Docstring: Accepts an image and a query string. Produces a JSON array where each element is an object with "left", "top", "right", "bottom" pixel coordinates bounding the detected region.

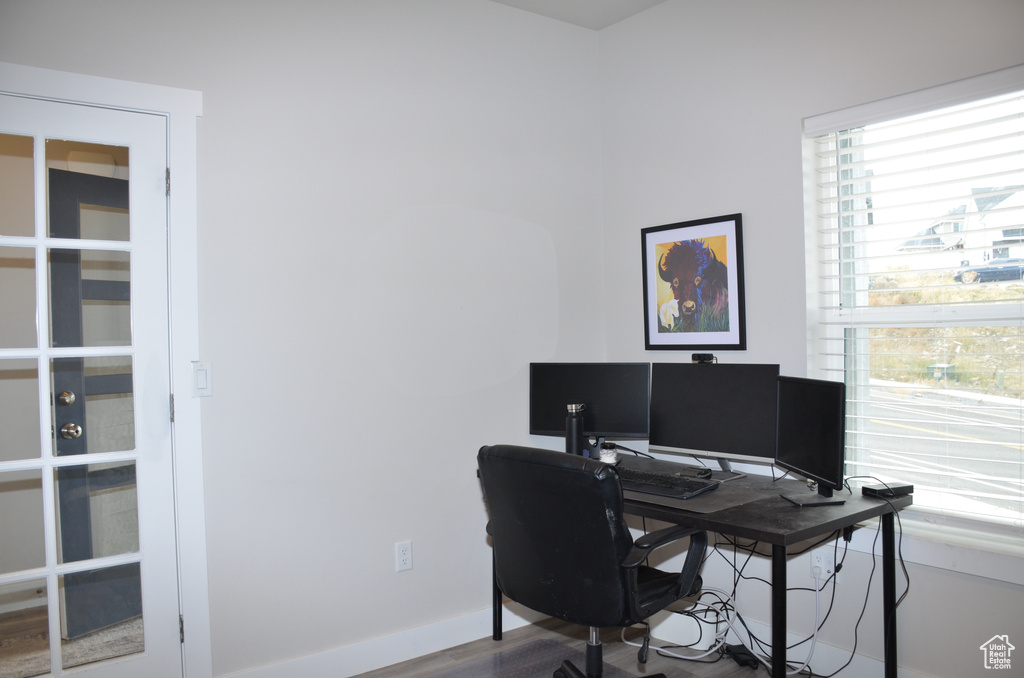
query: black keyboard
[{"left": 615, "top": 466, "right": 719, "bottom": 499}]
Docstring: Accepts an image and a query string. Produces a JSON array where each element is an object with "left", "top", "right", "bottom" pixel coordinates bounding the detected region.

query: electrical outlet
[
  {"left": 810, "top": 549, "right": 835, "bottom": 580},
  {"left": 395, "top": 540, "right": 413, "bottom": 572}
]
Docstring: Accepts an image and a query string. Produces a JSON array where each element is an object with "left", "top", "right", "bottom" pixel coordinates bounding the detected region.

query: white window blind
[{"left": 806, "top": 71, "right": 1024, "bottom": 536}]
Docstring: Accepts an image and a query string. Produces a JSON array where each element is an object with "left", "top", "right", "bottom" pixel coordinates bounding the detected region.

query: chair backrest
[{"left": 477, "top": 444, "right": 635, "bottom": 628}]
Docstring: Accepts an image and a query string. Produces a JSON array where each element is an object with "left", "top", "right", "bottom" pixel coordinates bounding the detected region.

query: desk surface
[{"left": 618, "top": 456, "right": 912, "bottom": 545}]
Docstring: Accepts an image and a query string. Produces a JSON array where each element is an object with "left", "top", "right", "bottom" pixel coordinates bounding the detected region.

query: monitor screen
[
  {"left": 529, "top": 362, "right": 650, "bottom": 439},
  {"left": 775, "top": 376, "right": 846, "bottom": 496},
  {"left": 648, "top": 362, "right": 780, "bottom": 464}
]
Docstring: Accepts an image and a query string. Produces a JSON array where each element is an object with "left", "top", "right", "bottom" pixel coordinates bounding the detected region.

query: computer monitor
[
  {"left": 648, "top": 362, "right": 780, "bottom": 470},
  {"left": 775, "top": 375, "right": 847, "bottom": 504},
  {"left": 529, "top": 362, "right": 651, "bottom": 455}
]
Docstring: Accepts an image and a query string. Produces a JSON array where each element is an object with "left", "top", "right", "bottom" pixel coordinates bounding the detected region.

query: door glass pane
[
  {"left": 84, "top": 356, "right": 135, "bottom": 455},
  {"left": 80, "top": 203, "right": 130, "bottom": 242},
  {"left": 59, "top": 563, "right": 144, "bottom": 668},
  {"left": 0, "top": 359, "right": 41, "bottom": 462},
  {"left": 45, "top": 139, "right": 130, "bottom": 241},
  {"left": 87, "top": 461, "right": 140, "bottom": 559},
  {"left": 48, "top": 248, "right": 131, "bottom": 348},
  {"left": 0, "top": 578, "right": 49, "bottom": 678},
  {"left": 0, "top": 133, "right": 34, "bottom": 238},
  {"left": 54, "top": 461, "right": 139, "bottom": 564},
  {"left": 0, "top": 471, "right": 45, "bottom": 574},
  {"left": 81, "top": 249, "right": 131, "bottom": 345},
  {"left": 0, "top": 246, "right": 37, "bottom": 349}
]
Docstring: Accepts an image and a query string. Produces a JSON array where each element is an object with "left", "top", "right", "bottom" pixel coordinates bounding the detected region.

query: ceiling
[{"left": 489, "top": 0, "right": 669, "bottom": 30}]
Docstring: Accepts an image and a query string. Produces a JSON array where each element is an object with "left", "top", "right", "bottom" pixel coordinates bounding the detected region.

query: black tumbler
[{"left": 566, "top": 403, "right": 586, "bottom": 455}]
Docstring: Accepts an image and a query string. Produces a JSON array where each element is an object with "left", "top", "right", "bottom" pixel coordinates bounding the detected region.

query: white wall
[
  {"left": 2, "top": 1, "right": 1022, "bottom": 677},
  {"left": 597, "top": 1, "right": 1024, "bottom": 677},
  {"left": 0, "top": 1, "right": 603, "bottom": 675}
]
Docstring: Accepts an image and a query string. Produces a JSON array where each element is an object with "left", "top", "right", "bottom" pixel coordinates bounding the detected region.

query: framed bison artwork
[{"left": 641, "top": 213, "right": 747, "bottom": 350}]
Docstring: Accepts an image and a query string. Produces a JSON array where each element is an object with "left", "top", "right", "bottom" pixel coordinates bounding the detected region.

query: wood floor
[
  {"left": 0, "top": 606, "right": 48, "bottom": 639},
  {"left": 350, "top": 618, "right": 750, "bottom": 678}
]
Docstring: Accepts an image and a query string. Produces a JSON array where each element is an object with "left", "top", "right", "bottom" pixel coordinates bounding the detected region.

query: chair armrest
[
  {"left": 625, "top": 527, "right": 709, "bottom": 600},
  {"left": 622, "top": 525, "right": 704, "bottom": 568}
]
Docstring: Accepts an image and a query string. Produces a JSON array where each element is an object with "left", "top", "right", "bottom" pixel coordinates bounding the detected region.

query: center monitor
[{"left": 648, "top": 362, "right": 780, "bottom": 470}]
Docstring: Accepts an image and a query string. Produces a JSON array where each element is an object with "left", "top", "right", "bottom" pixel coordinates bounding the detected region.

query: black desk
[{"left": 491, "top": 466, "right": 911, "bottom": 678}]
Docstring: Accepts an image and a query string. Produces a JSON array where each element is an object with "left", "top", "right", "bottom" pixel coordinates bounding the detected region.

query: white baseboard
[
  {"left": 0, "top": 581, "right": 46, "bottom": 616},
  {"left": 221, "top": 603, "right": 542, "bottom": 678}
]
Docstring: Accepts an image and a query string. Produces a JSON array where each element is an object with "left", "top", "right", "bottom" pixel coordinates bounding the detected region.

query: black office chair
[{"left": 477, "top": 444, "right": 708, "bottom": 678}]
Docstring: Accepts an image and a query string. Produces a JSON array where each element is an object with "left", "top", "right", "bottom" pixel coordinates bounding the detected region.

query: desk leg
[
  {"left": 882, "top": 512, "right": 897, "bottom": 678},
  {"left": 772, "top": 544, "right": 786, "bottom": 677},
  {"left": 492, "top": 551, "right": 502, "bottom": 641}
]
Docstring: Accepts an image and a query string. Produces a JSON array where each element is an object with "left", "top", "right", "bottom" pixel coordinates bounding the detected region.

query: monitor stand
[
  {"left": 780, "top": 490, "right": 846, "bottom": 507},
  {"left": 710, "top": 457, "right": 748, "bottom": 482}
]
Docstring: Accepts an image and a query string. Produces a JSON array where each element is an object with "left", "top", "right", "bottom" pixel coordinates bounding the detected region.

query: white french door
[{"left": 0, "top": 93, "right": 182, "bottom": 677}]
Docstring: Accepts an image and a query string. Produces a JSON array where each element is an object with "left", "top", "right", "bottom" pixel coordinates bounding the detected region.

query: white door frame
[{"left": 0, "top": 61, "right": 212, "bottom": 678}]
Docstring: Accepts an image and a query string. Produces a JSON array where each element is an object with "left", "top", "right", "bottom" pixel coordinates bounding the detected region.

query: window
[{"left": 805, "top": 66, "right": 1024, "bottom": 537}]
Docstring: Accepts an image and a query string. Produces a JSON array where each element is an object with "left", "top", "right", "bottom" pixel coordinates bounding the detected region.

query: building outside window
[{"left": 804, "top": 67, "right": 1023, "bottom": 539}]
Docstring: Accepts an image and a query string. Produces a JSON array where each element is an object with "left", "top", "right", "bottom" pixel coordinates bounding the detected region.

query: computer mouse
[{"left": 697, "top": 468, "right": 713, "bottom": 480}]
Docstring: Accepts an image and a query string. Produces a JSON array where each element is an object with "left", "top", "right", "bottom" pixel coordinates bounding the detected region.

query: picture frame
[{"left": 641, "top": 213, "right": 746, "bottom": 350}]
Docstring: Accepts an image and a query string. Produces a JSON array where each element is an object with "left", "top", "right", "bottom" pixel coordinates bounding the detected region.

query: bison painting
[{"left": 658, "top": 239, "right": 729, "bottom": 333}]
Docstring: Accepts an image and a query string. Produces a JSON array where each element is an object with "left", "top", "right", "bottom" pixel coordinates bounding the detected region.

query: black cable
[
  {"left": 843, "top": 475, "right": 912, "bottom": 609},
  {"left": 879, "top": 496, "right": 910, "bottom": 666},
  {"left": 709, "top": 530, "right": 856, "bottom": 677},
  {"left": 789, "top": 540, "right": 842, "bottom": 647},
  {"left": 623, "top": 520, "right": 738, "bottom": 667},
  {"left": 724, "top": 537, "right": 777, "bottom": 662},
  {"left": 612, "top": 443, "right": 653, "bottom": 458},
  {"left": 661, "top": 502, "right": 904, "bottom": 677},
  {"left": 715, "top": 530, "right": 841, "bottom": 558},
  {"left": 807, "top": 516, "right": 883, "bottom": 678},
  {"left": 773, "top": 468, "right": 794, "bottom": 483},
  {"left": 802, "top": 488, "right": 908, "bottom": 678},
  {"left": 630, "top": 588, "right": 736, "bottom": 666}
]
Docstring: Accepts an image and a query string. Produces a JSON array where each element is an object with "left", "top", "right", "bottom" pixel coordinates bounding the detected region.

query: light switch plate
[{"left": 191, "top": 361, "right": 213, "bottom": 397}]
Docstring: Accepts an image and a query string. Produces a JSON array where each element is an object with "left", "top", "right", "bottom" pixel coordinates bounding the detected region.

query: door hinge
[
  {"left": 166, "top": 168, "right": 171, "bottom": 197},
  {"left": 179, "top": 614, "right": 185, "bottom": 643},
  {"left": 169, "top": 393, "right": 175, "bottom": 423}
]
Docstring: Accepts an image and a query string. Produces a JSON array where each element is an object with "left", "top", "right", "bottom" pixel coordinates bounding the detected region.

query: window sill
[{"left": 848, "top": 506, "right": 1024, "bottom": 586}]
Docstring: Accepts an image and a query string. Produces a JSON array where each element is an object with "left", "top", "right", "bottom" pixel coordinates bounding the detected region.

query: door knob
[
  {"left": 58, "top": 390, "right": 76, "bottom": 406},
  {"left": 60, "top": 423, "right": 83, "bottom": 439}
]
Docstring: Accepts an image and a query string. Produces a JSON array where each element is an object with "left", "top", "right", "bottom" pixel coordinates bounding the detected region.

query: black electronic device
[
  {"left": 726, "top": 644, "right": 760, "bottom": 669},
  {"left": 862, "top": 483, "right": 913, "bottom": 498},
  {"left": 529, "top": 362, "right": 650, "bottom": 456},
  {"left": 648, "top": 362, "right": 780, "bottom": 471},
  {"left": 775, "top": 375, "right": 847, "bottom": 507}
]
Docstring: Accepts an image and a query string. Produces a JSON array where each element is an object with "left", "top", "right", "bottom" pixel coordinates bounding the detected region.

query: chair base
[
  {"left": 551, "top": 626, "right": 668, "bottom": 678},
  {"left": 553, "top": 659, "right": 585, "bottom": 678},
  {"left": 553, "top": 659, "right": 667, "bottom": 678}
]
